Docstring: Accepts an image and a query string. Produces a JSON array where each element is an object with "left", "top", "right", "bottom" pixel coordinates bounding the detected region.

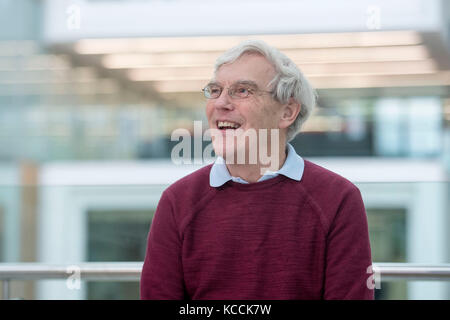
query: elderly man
[{"left": 140, "top": 40, "right": 374, "bottom": 300}]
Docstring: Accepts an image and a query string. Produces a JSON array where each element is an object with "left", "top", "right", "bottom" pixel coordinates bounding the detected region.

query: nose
[{"left": 213, "top": 89, "right": 234, "bottom": 111}]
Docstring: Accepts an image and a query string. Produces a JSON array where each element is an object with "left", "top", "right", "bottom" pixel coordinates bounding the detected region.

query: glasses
[{"left": 202, "top": 83, "right": 273, "bottom": 99}]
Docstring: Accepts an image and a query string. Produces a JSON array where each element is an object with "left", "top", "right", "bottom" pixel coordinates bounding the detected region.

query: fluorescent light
[
  {"left": 128, "top": 66, "right": 213, "bottom": 81},
  {"left": 74, "top": 31, "right": 422, "bottom": 54},
  {"left": 152, "top": 80, "right": 208, "bottom": 93},
  {"left": 101, "top": 45, "right": 429, "bottom": 69},
  {"left": 262, "top": 31, "right": 422, "bottom": 48},
  {"left": 102, "top": 53, "right": 218, "bottom": 68},
  {"left": 68, "top": 31, "right": 450, "bottom": 92},
  {"left": 284, "top": 45, "right": 429, "bottom": 63},
  {"left": 299, "top": 59, "right": 437, "bottom": 76},
  {"left": 125, "top": 60, "right": 436, "bottom": 82}
]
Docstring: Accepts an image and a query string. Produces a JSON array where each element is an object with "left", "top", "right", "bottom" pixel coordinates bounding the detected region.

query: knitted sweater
[{"left": 140, "top": 160, "right": 374, "bottom": 300}]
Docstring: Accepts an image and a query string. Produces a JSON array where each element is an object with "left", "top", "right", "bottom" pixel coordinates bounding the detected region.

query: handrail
[
  {"left": 0, "top": 262, "right": 141, "bottom": 281},
  {"left": 372, "top": 263, "right": 450, "bottom": 280},
  {"left": 2, "top": 262, "right": 450, "bottom": 281},
  {"left": 1, "top": 262, "right": 450, "bottom": 299}
]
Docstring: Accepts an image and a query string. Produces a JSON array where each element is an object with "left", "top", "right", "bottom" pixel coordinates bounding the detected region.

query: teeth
[{"left": 218, "top": 121, "right": 240, "bottom": 129}]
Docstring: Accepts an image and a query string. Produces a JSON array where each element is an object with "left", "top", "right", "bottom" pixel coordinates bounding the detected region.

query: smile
[{"left": 217, "top": 121, "right": 241, "bottom": 130}]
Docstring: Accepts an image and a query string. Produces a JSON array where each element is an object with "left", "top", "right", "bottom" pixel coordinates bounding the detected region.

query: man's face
[{"left": 205, "top": 53, "right": 284, "bottom": 160}]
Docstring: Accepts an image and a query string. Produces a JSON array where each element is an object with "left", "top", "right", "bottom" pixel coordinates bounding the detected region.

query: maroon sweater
[{"left": 140, "top": 160, "right": 374, "bottom": 300}]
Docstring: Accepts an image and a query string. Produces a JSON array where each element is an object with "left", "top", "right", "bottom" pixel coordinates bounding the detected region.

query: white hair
[{"left": 214, "top": 39, "right": 317, "bottom": 142}]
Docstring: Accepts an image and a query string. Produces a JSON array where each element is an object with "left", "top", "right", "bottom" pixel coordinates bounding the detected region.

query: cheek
[
  {"left": 205, "top": 104, "right": 214, "bottom": 120},
  {"left": 251, "top": 105, "right": 278, "bottom": 127},
  {"left": 263, "top": 104, "right": 282, "bottom": 126}
]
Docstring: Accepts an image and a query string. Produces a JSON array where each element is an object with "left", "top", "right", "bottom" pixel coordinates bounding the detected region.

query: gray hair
[{"left": 214, "top": 39, "right": 317, "bottom": 142}]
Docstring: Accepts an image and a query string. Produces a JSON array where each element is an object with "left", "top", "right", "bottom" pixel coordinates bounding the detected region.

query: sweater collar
[{"left": 209, "top": 143, "right": 304, "bottom": 187}]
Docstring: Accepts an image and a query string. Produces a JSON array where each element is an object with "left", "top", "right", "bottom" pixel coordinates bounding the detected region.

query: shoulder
[
  {"left": 299, "top": 159, "right": 364, "bottom": 232},
  {"left": 301, "top": 159, "right": 359, "bottom": 194},
  {"left": 157, "top": 164, "right": 216, "bottom": 230},
  {"left": 166, "top": 163, "right": 212, "bottom": 191},
  {"left": 163, "top": 163, "right": 215, "bottom": 204}
]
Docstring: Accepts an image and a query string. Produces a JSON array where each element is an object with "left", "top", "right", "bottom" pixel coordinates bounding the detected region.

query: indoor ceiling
[
  {"left": 67, "top": 31, "right": 450, "bottom": 93},
  {"left": 1, "top": 31, "right": 449, "bottom": 103}
]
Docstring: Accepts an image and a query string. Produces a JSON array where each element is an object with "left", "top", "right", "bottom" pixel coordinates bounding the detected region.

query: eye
[
  {"left": 235, "top": 86, "right": 250, "bottom": 96},
  {"left": 210, "top": 87, "right": 221, "bottom": 94},
  {"left": 207, "top": 85, "right": 221, "bottom": 97}
]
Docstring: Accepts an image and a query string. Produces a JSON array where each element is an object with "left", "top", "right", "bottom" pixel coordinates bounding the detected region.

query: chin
[
  {"left": 212, "top": 141, "right": 233, "bottom": 159},
  {"left": 213, "top": 140, "right": 251, "bottom": 165}
]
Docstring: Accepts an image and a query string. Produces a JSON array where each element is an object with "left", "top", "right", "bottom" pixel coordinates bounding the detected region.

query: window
[
  {"left": 367, "top": 208, "right": 407, "bottom": 300},
  {"left": 0, "top": 206, "right": 3, "bottom": 261},
  {"left": 86, "top": 209, "right": 153, "bottom": 299}
]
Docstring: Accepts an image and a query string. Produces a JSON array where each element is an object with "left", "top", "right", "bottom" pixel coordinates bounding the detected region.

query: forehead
[{"left": 214, "top": 53, "right": 276, "bottom": 87}]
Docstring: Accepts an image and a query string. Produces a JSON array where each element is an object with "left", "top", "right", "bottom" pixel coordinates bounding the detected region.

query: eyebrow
[{"left": 206, "top": 80, "right": 259, "bottom": 88}]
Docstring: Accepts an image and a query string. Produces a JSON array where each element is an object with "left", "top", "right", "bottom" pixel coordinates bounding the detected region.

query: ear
[{"left": 278, "top": 98, "right": 301, "bottom": 129}]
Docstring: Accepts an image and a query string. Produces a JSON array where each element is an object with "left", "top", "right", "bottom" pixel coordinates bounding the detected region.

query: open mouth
[{"left": 217, "top": 120, "right": 241, "bottom": 130}]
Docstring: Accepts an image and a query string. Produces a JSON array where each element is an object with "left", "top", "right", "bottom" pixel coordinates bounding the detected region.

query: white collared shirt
[{"left": 209, "top": 143, "right": 304, "bottom": 187}]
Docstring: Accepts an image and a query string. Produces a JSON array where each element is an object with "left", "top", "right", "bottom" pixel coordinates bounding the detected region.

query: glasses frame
[{"left": 202, "top": 82, "right": 274, "bottom": 100}]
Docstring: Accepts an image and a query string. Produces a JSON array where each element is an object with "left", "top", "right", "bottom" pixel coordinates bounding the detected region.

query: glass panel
[
  {"left": 86, "top": 209, "right": 153, "bottom": 299},
  {"left": 0, "top": 206, "right": 3, "bottom": 261},
  {"left": 367, "top": 208, "right": 407, "bottom": 300}
]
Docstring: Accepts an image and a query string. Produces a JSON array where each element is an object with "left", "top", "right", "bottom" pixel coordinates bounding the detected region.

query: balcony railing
[{"left": 1, "top": 262, "right": 450, "bottom": 300}]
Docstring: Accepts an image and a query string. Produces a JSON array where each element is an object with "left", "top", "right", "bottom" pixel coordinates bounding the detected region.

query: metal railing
[
  {"left": 1, "top": 262, "right": 450, "bottom": 300},
  {"left": 0, "top": 262, "right": 141, "bottom": 300}
]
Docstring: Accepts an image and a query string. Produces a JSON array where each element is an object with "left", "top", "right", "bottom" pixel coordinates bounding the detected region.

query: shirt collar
[{"left": 209, "top": 143, "right": 304, "bottom": 187}]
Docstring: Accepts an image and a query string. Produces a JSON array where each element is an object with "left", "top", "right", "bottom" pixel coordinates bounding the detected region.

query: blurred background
[{"left": 0, "top": 0, "right": 449, "bottom": 300}]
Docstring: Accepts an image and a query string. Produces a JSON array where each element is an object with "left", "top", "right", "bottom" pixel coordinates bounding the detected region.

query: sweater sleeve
[
  {"left": 140, "top": 190, "right": 186, "bottom": 299},
  {"left": 323, "top": 185, "right": 374, "bottom": 300}
]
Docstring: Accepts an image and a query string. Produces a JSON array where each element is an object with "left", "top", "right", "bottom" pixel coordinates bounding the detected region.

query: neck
[{"left": 226, "top": 143, "right": 288, "bottom": 183}]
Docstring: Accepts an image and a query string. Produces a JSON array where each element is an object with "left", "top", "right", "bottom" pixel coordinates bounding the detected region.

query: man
[{"left": 140, "top": 40, "right": 374, "bottom": 300}]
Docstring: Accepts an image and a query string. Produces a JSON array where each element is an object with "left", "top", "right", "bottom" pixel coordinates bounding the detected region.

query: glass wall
[
  {"left": 0, "top": 207, "right": 4, "bottom": 261},
  {"left": 86, "top": 209, "right": 153, "bottom": 300},
  {"left": 0, "top": 0, "right": 449, "bottom": 300},
  {"left": 367, "top": 208, "right": 407, "bottom": 300}
]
